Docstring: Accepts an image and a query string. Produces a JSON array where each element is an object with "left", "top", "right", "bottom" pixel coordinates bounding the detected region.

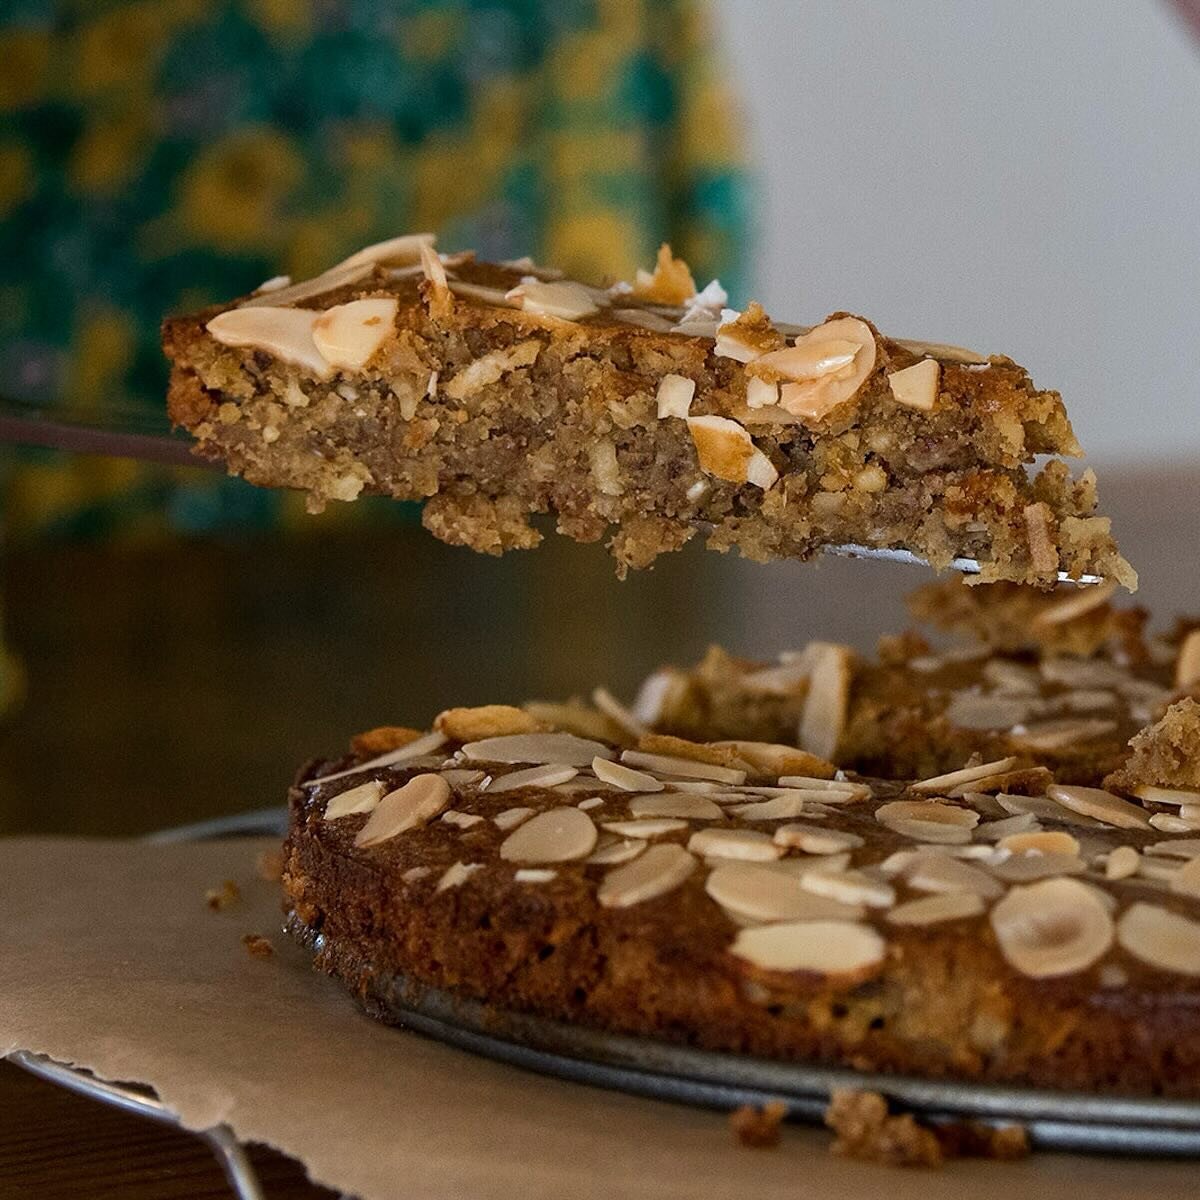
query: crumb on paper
[
  {"left": 729, "top": 1100, "right": 788, "bottom": 1148},
  {"left": 824, "top": 1089, "right": 1029, "bottom": 1169},
  {"left": 255, "top": 848, "right": 285, "bottom": 882},
  {"left": 205, "top": 879, "right": 240, "bottom": 911},
  {"left": 241, "top": 933, "right": 275, "bottom": 959}
]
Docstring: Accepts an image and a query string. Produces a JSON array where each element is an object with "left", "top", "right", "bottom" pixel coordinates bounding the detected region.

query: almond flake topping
[
  {"left": 892, "top": 337, "right": 987, "bottom": 364},
  {"left": 1105, "top": 845, "right": 1140, "bottom": 880},
  {"left": 324, "top": 779, "right": 384, "bottom": 821},
  {"left": 337, "top": 232, "right": 436, "bottom": 271},
  {"left": 1116, "top": 903, "right": 1200, "bottom": 976},
  {"left": 875, "top": 800, "right": 979, "bottom": 844},
  {"left": 685, "top": 415, "right": 778, "bottom": 490},
  {"left": 1149, "top": 813, "right": 1200, "bottom": 834},
  {"left": 1177, "top": 630, "right": 1200, "bottom": 689},
  {"left": 585, "top": 837, "right": 646, "bottom": 866},
  {"left": 598, "top": 843, "right": 696, "bottom": 908},
  {"left": 887, "top": 358, "right": 940, "bottom": 411},
  {"left": 998, "top": 831, "right": 1081, "bottom": 857},
  {"left": 499, "top": 807, "right": 597, "bottom": 864},
  {"left": 441, "top": 810, "right": 484, "bottom": 829},
  {"left": 308, "top": 730, "right": 449, "bottom": 787},
  {"left": 912, "top": 758, "right": 1019, "bottom": 794},
  {"left": 1134, "top": 786, "right": 1200, "bottom": 807},
  {"left": 1146, "top": 839, "right": 1200, "bottom": 860},
  {"left": 436, "top": 705, "right": 543, "bottom": 741},
  {"left": 727, "top": 793, "right": 820, "bottom": 821},
  {"left": 601, "top": 818, "right": 689, "bottom": 839},
  {"left": 990, "top": 877, "right": 1113, "bottom": 978},
  {"left": 238, "top": 260, "right": 374, "bottom": 310},
  {"left": 629, "top": 793, "right": 723, "bottom": 821},
  {"left": 771, "top": 823, "right": 863, "bottom": 855},
  {"left": 656, "top": 373, "right": 696, "bottom": 419},
  {"left": 1170, "top": 856, "right": 1200, "bottom": 899},
  {"left": 592, "top": 756, "right": 664, "bottom": 792},
  {"left": 620, "top": 749, "right": 746, "bottom": 785},
  {"left": 1031, "top": 580, "right": 1118, "bottom": 628},
  {"left": 902, "top": 852, "right": 1004, "bottom": 899},
  {"left": 506, "top": 279, "right": 599, "bottom": 322},
  {"left": 463, "top": 732, "right": 614, "bottom": 767},
  {"left": 706, "top": 863, "right": 864, "bottom": 923},
  {"left": 800, "top": 868, "right": 895, "bottom": 909},
  {"left": 1010, "top": 718, "right": 1118, "bottom": 752},
  {"left": 311, "top": 298, "right": 398, "bottom": 370},
  {"left": 887, "top": 892, "right": 985, "bottom": 926},
  {"left": 436, "top": 861, "right": 483, "bottom": 892},
  {"left": 798, "top": 643, "right": 853, "bottom": 762},
  {"left": 514, "top": 869, "right": 557, "bottom": 884},
  {"left": 485, "top": 764, "right": 579, "bottom": 794},
  {"left": 208, "top": 307, "right": 333, "bottom": 379},
  {"left": 688, "top": 828, "right": 783, "bottom": 861},
  {"left": 765, "top": 318, "right": 877, "bottom": 423},
  {"left": 729, "top": 920, "right": 885, "bottom": 981},
  {"left": 354, "top": 774, "right": 451, "bottom": 847},
  {"left": 989, "top": 853, "right": 1086, "bottom": 883},
  {"left": 1045, "top": 784, "right": 1151, "bottom": 830},
  {"left": 493, "top": 807, "right": 534, "bottom": 832}
]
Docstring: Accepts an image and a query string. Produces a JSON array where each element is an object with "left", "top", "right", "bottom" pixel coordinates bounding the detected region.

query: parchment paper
[{"left": 0, "top": 836, "right": 1195, "bottom": 1199}]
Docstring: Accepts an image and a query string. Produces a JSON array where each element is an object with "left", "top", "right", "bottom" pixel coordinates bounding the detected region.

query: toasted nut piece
[
  {"left": 441, "top": 810, "right": 483, "bottom": 829},
  {"left": 598, "top": 842, "right": 696, "bottom": 908},
  {"left": 729, "top": 920, "right": 885, "bottom": 982},
  {"left": 499, "top": 807, "right": 597, "bottom": 863},
  {"left": 798, "top": 643, "right": 854, "bottom": 762},
  {"left": 207, "top": 306, "right": 332, "bottom": 378},
  {"left": 772, "top": 823, "right": 863, "bottom": 855},
  {"left": 887, "top": 358, "right": 940, "bottom": 411},
  {"left": 754, "top": 338, "right": 860, "bottom": 381},
  {"left": 523, "top": 701, "right": 617, "bottom": 743},
  {"left": 728, "top": 793, "right": 819, "bottom": 821},
  {"left": 311, "top": 298, "right": 398, "bottom": 370},
  {"left": 1133, "top": 785, "right": 1200, "bottom": 807},
  {"left": 323, "top": 779, "right": 386, "bottom": 821},
  {"left": 485, "top": 764, "right": 579, "bottom": 793},
  {"left": 1117, "top": 902, "right": 1200, "bottom": 976},
  {"left": 1177, "top": 630, "right": 1200, "bottom": 689},
  {"left": 463, "top": 732, "right": 614, "bottom": 766},
  {"left": 998, "top": 831, "right": 1081, "bottom": 857},
  {"left": 592, "top": 756, "right": 664, "bottom": 792},
  {"left": 902, "top": 853, "right": 1003, "bottom": 899},
  {"left": 630, "top": 793, "right": 723, "bottom": 821},
  {"left": 892, "top": 337, "right": 987, "bottom": 364},
  {"left": 239, "top": 260, "right": 374, "bottom": 310},
  {"left": 1170, "top": 855, "right": 1200, "bottom": 899},
  {"left": 706, "top": 863, "right": 864, "bottom": 923},
  {"left": 350, "top": 726, "right": 424, "bottom": 756},
  {"left": 336, "top": 231, "right": 436, "bottom": 271},
  {"left": 711, "top": 740, "right": 836, "bottom": 780},
  {"left": 355, "top": 774, "right": 451, "bottom": 846},
  {"left": 585, "top": 836, "right": 646, "bottom": 865},
  {"left": 443, "top": 340, "right": 542, "bottom": 400},
  {"left": 689, "top": 828, "right": 783, "bottom": 861},
  {"left": 513, "top": 868, "right": 557, "bottom": 883},
  {"left": 990, "top": 878, "right": 1113, "bottom": 977},
  {"left": 493, "top": 807, "right": 534, "bottom": 832},
  {"left": 875, "top": 800, "right": 979, "bottom": 845},
  {"left": 436, "top": 705, "right": 544, "bottom": 742},
  {"left": 912, "top": 758, "right": 1019, "bottom": 794},
  {"left": 1010, "top": 718, "right": 1118, "bottom": 752},
  {"left": 1031, "top": 581, "right": 1118, "bottom": 628},
  {"left": 309, "top": 730, "right": 449, "bottom": 787},
  {"left": 1046, "top": 784, "right": 1151, "bottom": 830},
  {"left": 800, "top": 868, "right": 895, "bottom": 909},
  {"left": 990, "top": 853, "right": 1086, "bottom": 883},
  {"left": 1150, "top": 812, "right": 1200, "bottom": 833},
  {"left": 631, "top": 244, "right": 696, "bottom": 305},
  {"left": 1105, "top": 845, "right": 1140, "bottom": 880},
  {"left": 764, "top": 318, "right": 877, "bottom": 423},
  {"left": 745, "top": 376, "right": 779, "bottom": 408},
  {"left": 656, "top": 373, "right": 695, "bottom": 419},
  {"left": 436, "top": 860, "right": 483, "bottom": 892},
  {"left": 1023, "top": 502, "right": 1059, "bottom": 575},
  {"left": 686, "top": 415, "right": 778, "bottom": 489},
  {"left": 505, "top": 279, "right": 599, "bottom": 321},
  {"left": 621, "top": 747, "right": 746, "bottom": 785},
  {"left": 887, "top": 893, "right": 985, "bottom": 926},
  {"left": 1146, "top": 839, "right": 1200, "bottom": 859}
]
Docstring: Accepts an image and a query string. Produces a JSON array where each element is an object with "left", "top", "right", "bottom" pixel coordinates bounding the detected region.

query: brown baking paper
[{"left": 1, "top": 836, "right": 1196, "bottom": 1200}]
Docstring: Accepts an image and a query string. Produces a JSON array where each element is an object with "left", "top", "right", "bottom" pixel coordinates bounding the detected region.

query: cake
[
  {"left": 282, "top": 596, "right": 1200, "bottom": 1098},
  {"left": 162, "top": 235, "right": 1135, "bottom": 586}
]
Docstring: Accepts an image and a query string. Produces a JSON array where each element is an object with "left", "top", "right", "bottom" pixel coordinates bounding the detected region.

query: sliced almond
[
  {"left": 419, "top": 240, "right": 449, "bottom": 299},
  {"left": 324, "top": 779, "right": 385, "bottom": 820},
  {"left": 597, "top": 843, "right": 696, "bottom": 908},
  {"left": 336, "top": 232, "right": 436, "bottom": 271},
  {"left": 729, "top": 920, "right": 885, "bottom": 982},
  {"left": 912, "top": 758, "right": 1019, "bottom": 794},
  {"left": 887, "top": 893, "right": 985, "bottom": 926},
  {"left": 1150, "top": 813, "right": 1200, "bottom": 834},
  {"left": 728, "top": 793, "right": 819, "bottom": 821},
  {"left": 1039, "top": 658, "right": 1127, "bottom": 689},
  {"left": 990, "top": 877, "right": 1113, "bottom": 978},
  {"left": 1046, "top": 784, "right": 1151, "bottom": 830},
  {"left": 988, "top": 853, "right": 1086, "bottom": 883},
  {"left": 944, "top": 693, "right": 1037, "bottom": 731},
  {"left": 1031, "top": 581, "right": 1118, "bottom": 628},
  {"left": 745, "top": 376, "right": 779, "bottom": 409},
  {"left": 354, "top": 774, "right": 451, "bottom": 847},
  {"left": 711, "top": 740, "right": 836, "bottom": 780},
  {"left": 590, "top": 687, "right": 645, "bottom": 739},
  {"left": 754, "top": 338, "right": 859, "bottom": 381},
  {"left": 207, "top": 306, "right": 332, "bottom": 378},
  {"left": 706, "top": 863, "right": 864, "bottom": 923},
  {"left": 1133, "top": 786, "right": 1200, "bottom": 807},
  {"left": 656, "top": 373, "right": 696, "bottom": 419},
  {"left": 585, "top": 837, "right": 646, "bottom": 866},
  {"left": 576, "top": 797, "right": 605, "bottom": 811},
  {"left": 612, "top": 307, "right": 674, "bottom": 332},
  {"left": 688, "top": 828, "right": 783, "bottom": 861},
  {"left": 1145, "top": 839, "right": 1200, "bottom": 860},
  {"left": 777, "top": 776, "right": 871, "bottom": 800},
  {"left": 799, "top": 868, "right": 895, "bottom": 909},
  {"left": 308, "top": 730, "right": 449, "bottom": 787},
  {"left": 463, "top": 732, "right": 614, "bottom": 767},
  {"left": 514, "top": 868, "right": 557, "bottom": 883},
  {"left": 875, "top": 800, "right": 979, "bottom": 845},
  {"left": 1176, "top": 630, "right": 1200, "bottom": 689},
  {"left": 902, "top": 853, "right": 1004, "bottom": 899},
  {"left": 442, "top": 340, "right": 542, "bottom": 400},
  {"left": 441, "top": 810, "right": 483, "bottom": 829},
  {"left": 995, "top": 792, "right": 1102, "bottom": 827},
  {"left": 772, "top": 823, "right": 863, "bottom": 855},
  {"left": 592, "top": 756, "right": 664, "bottom": 792},
  {"left": 686, "top": 415, "right": 778, "bottom": 489},
  {"left": 499, "top": 807, "right": 597, "bottom": 863},
  {"left": 311, "top": 298, "right": 398, "bottom": 370},
  {"left": 769, "top": 318, "right": 877, "bottom": 423},
  {"left": 887, "top": 358, "right": 940, "bottom": 411},
  {"left": 1009, "top": 718, "right": 1118, "bottom": 752},
  {"left": 1170, "top": 856, "right": 1200, "bottom": 899},
  {"left": 1116, "top": 903, "right": 1200, "bottom": 976},
  {"left": 486, "top": 764, "right": 579, "bottom": 794},
  {"left": 1105, "top": 845, "right": 1140, "bottom": 880},
  {"left": 493, "top": 807, "right": 534, "bottom": 832},
  {"left": 620, "top": 749, "right": 746, "bottom": 785},
  {"left": 601, "top": 818, "right": 689, "bottom": 839},
  {"left": 798, "top": 643, "right": 853, "bottom": 762},
  {"left": 975, "top": 812, "right": 1039, "bottom": 841},
  {"left": 629, "top": 793, "right": 722, "bottom": 821},
  {"left": 439, "top": 768, "right": 486, "bottom": 788},
  {"left": 631, "top": 245, "right": 696, "bottom": 305},
  {"left": 506, "top": 279, "right": 599, "bottom": 322},
  {"left": 436, "top": 704, "right": 544, "bottom": 741},
  {"left": 238, "top": 259, "right": 374, "bottom": 310},
  {"left": 998, "top": 831, "right": 1081, "bottom": 857},
  {"left": 892, "top": 337, "right": 987, "bottom": 365},
  {"left": 436, "top": 860, "right": 482, "bottom": 892}
]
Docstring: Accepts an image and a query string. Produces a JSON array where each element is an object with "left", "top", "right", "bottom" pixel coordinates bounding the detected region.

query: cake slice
[{"left": 162, "top": 234, "right": 1135, "bottom": 586}]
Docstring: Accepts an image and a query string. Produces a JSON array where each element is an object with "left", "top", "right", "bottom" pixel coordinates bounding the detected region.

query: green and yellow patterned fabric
[{"left": 0, "top": 0, "right": 749, "bottom": 540}]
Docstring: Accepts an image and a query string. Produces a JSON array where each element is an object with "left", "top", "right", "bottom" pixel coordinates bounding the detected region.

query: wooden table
[{"left": 2, "top": 465, "right": 1195, "bottom": 1197}]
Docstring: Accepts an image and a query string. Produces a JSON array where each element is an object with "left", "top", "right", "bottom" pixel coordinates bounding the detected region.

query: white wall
[{"left": 714, "top": 0, "right": 1200, "bottom": 465}]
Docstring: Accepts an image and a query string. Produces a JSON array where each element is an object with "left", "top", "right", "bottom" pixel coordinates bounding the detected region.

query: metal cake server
[{"left": 0, "top": 396, "right": 1103, "bottom": 583}]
